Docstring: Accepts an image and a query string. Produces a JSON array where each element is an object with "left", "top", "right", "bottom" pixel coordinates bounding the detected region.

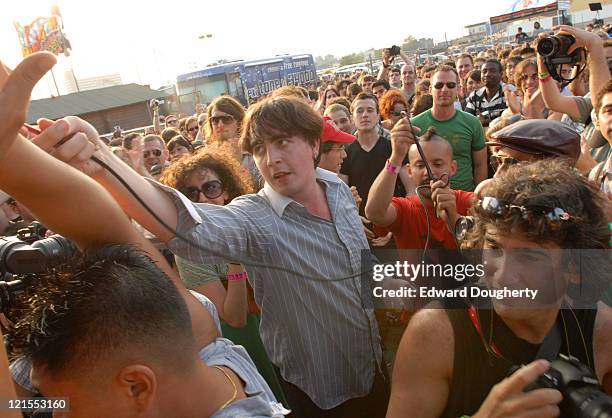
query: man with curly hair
[{"left": 387, "top": 159, "right": 612, "bottom": 418}]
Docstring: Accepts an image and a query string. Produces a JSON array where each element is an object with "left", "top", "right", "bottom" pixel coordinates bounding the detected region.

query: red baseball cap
[{"left": 322, "top": 117, "right": 355, "bottom": 143}]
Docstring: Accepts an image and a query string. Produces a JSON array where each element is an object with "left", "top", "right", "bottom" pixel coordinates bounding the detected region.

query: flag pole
[{"left": 49, "top": 66, "right": 60, "bottom": 96}]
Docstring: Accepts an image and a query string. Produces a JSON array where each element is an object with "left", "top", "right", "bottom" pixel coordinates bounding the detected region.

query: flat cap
[{"left": 487, "top": 119, "right": 580, "bottom": 162}]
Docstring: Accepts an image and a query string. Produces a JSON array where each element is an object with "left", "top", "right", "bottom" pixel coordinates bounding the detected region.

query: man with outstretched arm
[
  {"left": 27, "top": 87, "right": 388, "bottom": 416},
  {"left": 0, "top": 51, "right": 285, "bottom": 418}
]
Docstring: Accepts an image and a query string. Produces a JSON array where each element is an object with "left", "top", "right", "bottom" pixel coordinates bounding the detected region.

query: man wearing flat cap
[{"left": 475, "top": 119, "right": 580, "bottom": 195}]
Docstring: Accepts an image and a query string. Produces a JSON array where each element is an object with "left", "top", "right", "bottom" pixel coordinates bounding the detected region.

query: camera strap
[{"left": 535, "top": 316, "right": 563, "bottom": 362}]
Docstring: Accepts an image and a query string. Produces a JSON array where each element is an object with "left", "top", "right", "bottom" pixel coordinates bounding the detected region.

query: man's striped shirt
[
  {"left": 464, "top": 84, "right": 507, "bottom": 121},
  {"left": 151, "top": 169, "right": 382, "bottom": 409}
]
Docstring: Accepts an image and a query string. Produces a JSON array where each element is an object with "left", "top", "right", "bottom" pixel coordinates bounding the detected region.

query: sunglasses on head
[
  {"left": 210, "top": 115, "right": 235, "bottom": 125},
  {"left": 479, "top": 196, "right": 571, "bottom": 229},
  {"left": 184, "top": 180, "right": 224, "bottom": 202},
  {"left": 166, "top": 119, "right": 178, "bottom": 125},
  {"left": 143, "top": 149, "right": 163, "bottom": 158},
  {"left": 433, "top": 82, "right": 457, "bottom": 89},
  {"left": 490, "top": 155, "right": 519, "bottom": 171}
]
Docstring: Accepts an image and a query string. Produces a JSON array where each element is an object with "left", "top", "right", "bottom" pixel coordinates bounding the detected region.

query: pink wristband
[
  {"left": 227, "top": 271, "right": 248, "bottom": 282},
  {"left": 386, "top": 159, "right": 400, "bottom": 174},
  {"left": 539, "top": 75, "right": 553, "bottom": 83}
]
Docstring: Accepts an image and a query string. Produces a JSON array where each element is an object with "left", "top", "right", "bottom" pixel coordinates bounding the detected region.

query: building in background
[
  {"left": 64, "top": 72, "right": 123, "bottom": 94},
  {"left": 27, "top": 84, "right": 167, "bottom": 135}
]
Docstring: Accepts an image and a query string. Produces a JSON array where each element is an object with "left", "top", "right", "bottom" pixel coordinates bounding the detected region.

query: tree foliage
[{"left": 338, "top": 53, "right": 364, "bottom": 67}]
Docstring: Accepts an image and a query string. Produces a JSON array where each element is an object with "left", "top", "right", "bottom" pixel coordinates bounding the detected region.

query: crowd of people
[{"left": 0, "top": 22, "right": 611, "bottom": 418}]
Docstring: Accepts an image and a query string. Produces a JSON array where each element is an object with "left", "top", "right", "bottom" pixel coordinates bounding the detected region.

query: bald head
[
  {"left": 408, "top": 134, "right": 453, "bottom": 165},
  {"left": 401, "top": 64, "right": 416, "bottom": 87}
]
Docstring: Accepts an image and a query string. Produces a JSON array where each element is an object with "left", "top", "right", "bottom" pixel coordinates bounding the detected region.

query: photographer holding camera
[
  {"left": 537, "top": 25, "right": 611, "bottom": 174},
  {"left": 387, "top": 159, "right": 612, "bottom": 418}
]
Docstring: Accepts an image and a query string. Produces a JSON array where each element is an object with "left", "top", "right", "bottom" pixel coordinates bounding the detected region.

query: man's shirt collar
[
  {"left": 475, "top": 84, "right": 503, "bottom": 101},
  {"left": 260, "top": 168, "right": 341, "bottom": 217}
]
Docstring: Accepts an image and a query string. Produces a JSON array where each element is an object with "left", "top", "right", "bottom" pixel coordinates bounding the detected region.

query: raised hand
[
  {"left": 33, "top": 116, "right": 111, "bottom": 178},
  {"left": 0, "top": 52, "right": 56, "bottom": 161},
  {"left": 390, "top": 114, "right": 420, "bottom": 165}
]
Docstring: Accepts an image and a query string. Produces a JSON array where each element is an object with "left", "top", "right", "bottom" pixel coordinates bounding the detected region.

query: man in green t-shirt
[{"left": 411, "top": 65, "right": 487, "bottom": 191}]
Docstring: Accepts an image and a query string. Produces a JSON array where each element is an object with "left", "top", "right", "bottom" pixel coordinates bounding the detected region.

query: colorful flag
[{"left": 14, "top": 6, "right": 72, "bottom": 58}]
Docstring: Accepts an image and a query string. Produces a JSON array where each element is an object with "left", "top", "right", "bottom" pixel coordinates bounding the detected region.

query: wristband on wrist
[
  {"left": 386, "top": 159, "right": 400, "bottom": 174},
  {"left": 537, "top": 71, "right": 550, "bottom": 78},
  {"left": 539, "top": 75, "right": 553, "bottom": 83},
  {"left": 227, "top": 271, "right": 248, "bottom": 282}
]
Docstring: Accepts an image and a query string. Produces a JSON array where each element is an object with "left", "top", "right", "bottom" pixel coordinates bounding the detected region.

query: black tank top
[{"left": 442, "top": 307, "right": 597, "bottom": 418}]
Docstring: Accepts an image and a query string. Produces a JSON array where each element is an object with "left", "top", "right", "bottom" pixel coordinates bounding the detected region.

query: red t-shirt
[{"left": 376, "top": 190, "right": 475, "bottom": 250}]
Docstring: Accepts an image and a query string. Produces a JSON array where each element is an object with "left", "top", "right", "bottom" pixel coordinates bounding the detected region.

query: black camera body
[
  {"left": 0, "top": 230, "right": 76, "bottom": 314},
  {"left": 388, "top": 45, "right": 401, "bottom": 56},
  {"left": 537, "top": 34, "right": 584, "bottom": 66},
  {"left": 525, "top": 355, "right": 612, "bottom": 417},
  {"left": 16, "top": 221, "right": 46, "bottom": 244}
]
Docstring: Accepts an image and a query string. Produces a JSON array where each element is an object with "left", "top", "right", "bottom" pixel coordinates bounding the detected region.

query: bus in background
[{"left": 175, "top": 54, "right": 317, "bottom": 107}]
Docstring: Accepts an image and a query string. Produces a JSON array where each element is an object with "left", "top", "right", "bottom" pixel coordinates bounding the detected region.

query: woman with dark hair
[
  {"left": 315, "top": 86, "right": 340, "bottom": 114},
  {"left": 411, "top": 93, "right": 434, "bottom": 116},
  {"left": 465, "top": 69, "right": 483, "bottom": 96},
  {"left": 205, "top": 95, "right": 245, "bottom": 145},
  {"left": 379, "top": 89, "right": 409, "bottom": 130},
  {"left": 415, "top": 79, "right": 431, "bottom": 98},
  {"left": 167, "top": 135, "right": 194, "bottom": 161},
  {"left": 205, "top": 95, "right": 263, "bottom": 188}
]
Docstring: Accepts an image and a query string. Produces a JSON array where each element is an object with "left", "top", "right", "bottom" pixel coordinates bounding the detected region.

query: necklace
[
  {"left": 468, "top": 305, "right": 590, "bottom": 365},
  {"left": 212, "top": 365, "right": 238, "bottom": 411}
]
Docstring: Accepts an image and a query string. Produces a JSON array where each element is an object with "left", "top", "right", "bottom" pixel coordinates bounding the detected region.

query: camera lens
[
  {"left": 32, "top": 236, "right": 76, "bottom": 267},
  {"left": 537, "top": 37, "right": 559, "bottom": 57}
]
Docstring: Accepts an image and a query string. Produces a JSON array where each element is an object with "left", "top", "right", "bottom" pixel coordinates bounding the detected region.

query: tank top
[{"left": 441, "top": 306, "right": 597, "bottom": 418}]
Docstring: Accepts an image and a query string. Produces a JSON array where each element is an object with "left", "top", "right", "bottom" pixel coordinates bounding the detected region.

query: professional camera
[
  {"left": 0, "top": 234, "right": 76, "bottom": 313},
  {"left": 384, "top": 45, "right": 400, "bottom": 57},
  {"left": 525, "top": 355, "right": 612, "bottom": 417},
  {"left": 15, "top": 221, "right": 46, "bottom": 244},
  {"left": 537, "top": 34, "right": 586, "bottom": 83}
]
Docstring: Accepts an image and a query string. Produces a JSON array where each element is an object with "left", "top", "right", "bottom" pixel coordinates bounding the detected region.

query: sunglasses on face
[
  {"left": 143, "top": 149, "right": 163, "bottom": 158},
  {"left": 210, "top": 115, "right": 235, "bottom": 125},
  {"left": 433, "top": 82, "right": 457, "bottom": 89},
  {"left": 187, "top": 126, "right": 198, "bottom": 132},
  {"left": 390, "top": 110, "right": 406, "bottom": 117},
  {"left": 184, "top": 180, "right": 224, "bottom": 202},
  {"left": 490, "top": 155, "right": 519, "bottom": 171}
]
